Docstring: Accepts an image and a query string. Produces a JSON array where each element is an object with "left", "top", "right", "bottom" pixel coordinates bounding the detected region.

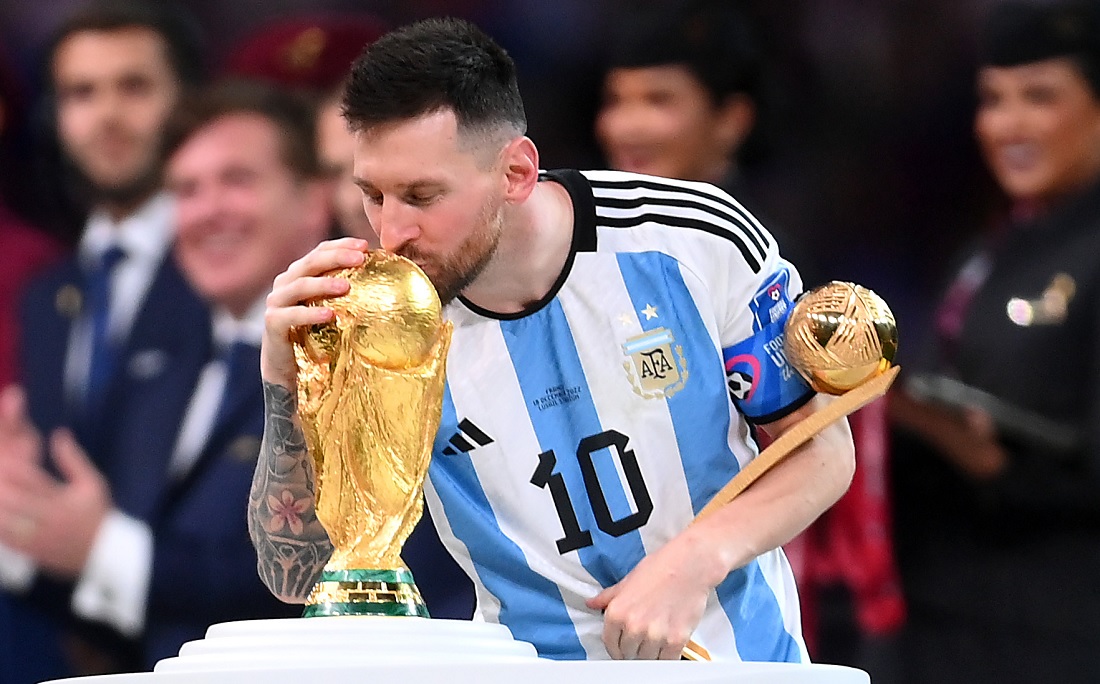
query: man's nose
[
  {"left": 177, "top": 183, "right": 225, "bottom": 234},
  {"left": 374, "top": 203, "right": 420, "bottom": 252}
]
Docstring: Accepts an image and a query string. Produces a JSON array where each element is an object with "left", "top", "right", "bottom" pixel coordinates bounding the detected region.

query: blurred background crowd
[
  {"left": 1, "top": 1, "right": 1099, "bottom": 683},
  {"left": 0, "top": 0, "right": 1004, "bottom": 329}
]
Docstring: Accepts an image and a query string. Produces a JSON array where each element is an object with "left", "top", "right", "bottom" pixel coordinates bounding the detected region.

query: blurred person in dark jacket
[
  {"left": 890, "top": 2, "right": 1100, "bottom": 682},
  {"left": 0, "top": 40, "right": 67, "bottom": 684},
  {"left": 0, "top": 1, "right": 211, "bottom": 678},
  {"left": 595, "top": 0, "right": 816, "bottom": 285}
]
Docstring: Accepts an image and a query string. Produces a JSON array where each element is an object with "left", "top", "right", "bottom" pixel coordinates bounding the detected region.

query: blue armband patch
[{"left": 723, "top": 267, "right": 813, "bottom": 422}]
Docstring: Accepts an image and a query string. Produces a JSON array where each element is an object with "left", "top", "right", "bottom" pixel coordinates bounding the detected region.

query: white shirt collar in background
[
  {"left": 79, "top": 191, "right": 174, "bottom": 269},
  {"left": 211, "top": 297, "right": 266, "bottom": 350}
]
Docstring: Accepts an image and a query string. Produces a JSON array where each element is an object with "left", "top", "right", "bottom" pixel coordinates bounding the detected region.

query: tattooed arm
[
  {"left": 250, "top": 238, "right": 370, "bottom": 602},
  {"left": 247, "top": 381, "right": 332, "bottom": 602}
]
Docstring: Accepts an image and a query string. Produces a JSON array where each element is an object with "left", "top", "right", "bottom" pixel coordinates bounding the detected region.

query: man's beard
[
  {"left": 397, "top": 198, "right": 504, "bottom": 306},
  {"left": 93, "top": 167, "right": 162, "bottom": 208},
  {"left": 65, "top": 133, "right": 163, "bottom": 210}
]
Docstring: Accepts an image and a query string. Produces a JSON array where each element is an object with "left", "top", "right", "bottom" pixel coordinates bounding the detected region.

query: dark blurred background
[{"left": 0, "top": 0, "right": 1010, "bottom": 357}]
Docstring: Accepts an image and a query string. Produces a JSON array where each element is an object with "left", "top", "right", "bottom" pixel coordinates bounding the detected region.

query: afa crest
[{"left": 622, "top": 327, "right": 688, "bottom": 399}]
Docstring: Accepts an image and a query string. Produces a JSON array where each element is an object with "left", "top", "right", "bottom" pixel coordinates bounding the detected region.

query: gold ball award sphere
[
  {"left": 782, "top": 281, "right": 898, "bottom": 395},
  {"left": 300, "top": 251, "right": 443, "bottom": 371}
]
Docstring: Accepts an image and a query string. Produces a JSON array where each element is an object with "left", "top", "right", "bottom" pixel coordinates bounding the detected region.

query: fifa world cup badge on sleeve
[{"left": 723, "top": 267, "right": 813, "bottom": 421}]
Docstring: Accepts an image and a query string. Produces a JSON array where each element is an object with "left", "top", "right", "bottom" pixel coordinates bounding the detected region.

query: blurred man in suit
[
  {"left": 316, "top": 90, "right": 379, "bottom": 246},
  {"left": 0, "top": 1, "right": 209, "bottom": 679},
  {"left": 0, "top": 77, "right": 338, "bottom": 675}
]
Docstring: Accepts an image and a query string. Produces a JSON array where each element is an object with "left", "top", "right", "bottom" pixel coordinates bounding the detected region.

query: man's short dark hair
[
  {"left": 341, "top": 17, "right": 526, "bottom": 141},
  {"left": 48, "top": 0, "right": 206, "bottom": 88},
  {"left": 162, "top": 79, "right": 323, "bottom": 181},
  {"left": 606, "top": 0, "right": 764, "bottom": 106}
]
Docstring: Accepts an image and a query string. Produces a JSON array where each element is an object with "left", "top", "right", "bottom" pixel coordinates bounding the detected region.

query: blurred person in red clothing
[
  {"left": 225, "top": 15, "right": 387, "bottom": 245},
  {"left": 0, "top": 40, "right": 67, "bottom": 684},
  {"left": 0, "top": 48, "right": 64, "bottom": 388}
]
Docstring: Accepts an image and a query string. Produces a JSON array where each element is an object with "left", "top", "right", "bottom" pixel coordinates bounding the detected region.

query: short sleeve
[{"left": 722, "top": 263, "right": 815, "bottom": 423}]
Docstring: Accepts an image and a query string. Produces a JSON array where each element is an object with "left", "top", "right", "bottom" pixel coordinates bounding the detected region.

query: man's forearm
[
  {"left": 697, "top": 409, "right": 856, "bottom": 576},
  {"left": 248, "top": 381, "right": 333, "bottom": 602}
]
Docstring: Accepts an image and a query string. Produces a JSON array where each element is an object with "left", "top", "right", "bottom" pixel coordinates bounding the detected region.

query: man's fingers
[
  {"left": 266, "top": 275, "right": 350, "bottom": 310},
  {"left": 314, "top": 236, "right": 372, "bottom": 252},
  {"left": 0, "top": 385, "right": 26, "bottom": 421},
  {"left": 586, "top": 583, "right": 618, "bottom": 611},
  {"left": 276, "top": 241, "right": 368, "bottom": 286},
  {"left": 602, "top": 621, "right": 624, "bottom": 660},
  {"left": 264, "top": 305, "right": 336, "bottom": 338},
  {"left": 0, "top": 385, "right": 36, "bottom": 441},
  {"left": 636, "top": 634, "right": 665, "bottom": 661},
  {"left": 617, "top": 628, "right": 645, "bottom": 661},
  {"left": 657, "top": 642, "right": 684, "bottom": 661},
  {"left": 0, "top": 468, "right": 53, "bottom": 512},
  {"left": 0, "top": 457, "right": 55, "bottom": 497},
  {"left": 49, "top": 429, "right": 97, "bottom": 484}
]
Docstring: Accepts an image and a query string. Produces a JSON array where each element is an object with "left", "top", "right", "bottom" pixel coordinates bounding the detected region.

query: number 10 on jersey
[{"left": 529, "top": 430, "right": 654, "bottom": 554}]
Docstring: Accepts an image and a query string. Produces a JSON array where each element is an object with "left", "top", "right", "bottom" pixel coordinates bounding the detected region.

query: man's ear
[{"left": 501, "top": 136, "right": 539, "bottom": 204}]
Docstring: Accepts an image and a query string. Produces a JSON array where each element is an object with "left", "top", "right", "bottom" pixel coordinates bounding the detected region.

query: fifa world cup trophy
[{"left": 292, "top": 252, "right": 452, "bottom": 618}]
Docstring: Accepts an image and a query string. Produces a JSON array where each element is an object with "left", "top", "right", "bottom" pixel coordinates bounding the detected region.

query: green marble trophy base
[{"left": 303, "top": 568, "right": 430, "bottom": 618}]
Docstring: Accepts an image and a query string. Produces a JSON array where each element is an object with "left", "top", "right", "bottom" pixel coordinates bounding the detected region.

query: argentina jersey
[{"left": 425, "top": 170, "right": 813, "bottom": 662}]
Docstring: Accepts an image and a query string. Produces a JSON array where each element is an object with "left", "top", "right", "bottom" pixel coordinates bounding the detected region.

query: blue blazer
[
  {"left": 3, "top": 252, "right": 214, "bottom": 678},
  {"left": 129, "top": 341, "right": 473, "bottom": 665},
  {"left": 119, "top": 341, "right": 299, "bottom": 667},
  {"left": 5, "top": 253, "right": 473, "bottom": 678},
  {"left": 19, "top": 252, "right": 210, "bottom": 458}
]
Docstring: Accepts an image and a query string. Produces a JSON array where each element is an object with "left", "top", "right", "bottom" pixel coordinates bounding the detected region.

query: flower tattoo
[{"left": 267, "top": 489, "right": 311, "bottom": 535}]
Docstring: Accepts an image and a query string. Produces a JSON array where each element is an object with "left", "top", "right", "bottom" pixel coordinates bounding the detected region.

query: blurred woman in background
[{"left": 890, "top": 2, "right": 1100, "bottom": 682}]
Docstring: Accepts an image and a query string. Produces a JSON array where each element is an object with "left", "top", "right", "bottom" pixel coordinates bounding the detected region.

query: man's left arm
[{"left": 588, "top": 396, "right": 855, "bottom": 660}]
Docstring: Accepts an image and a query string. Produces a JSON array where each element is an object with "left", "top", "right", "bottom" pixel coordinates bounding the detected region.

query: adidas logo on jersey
[{"left": 441, "top": 418, "right": 494, "bottom": 456}]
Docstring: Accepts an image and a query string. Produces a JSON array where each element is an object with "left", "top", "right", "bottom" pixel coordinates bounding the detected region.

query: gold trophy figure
[{"left": 292, "top": 252, "right": 452, "bottom": 618}]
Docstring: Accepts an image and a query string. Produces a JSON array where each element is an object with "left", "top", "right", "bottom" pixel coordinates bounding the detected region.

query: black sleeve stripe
[
  {"left": 595, "top": 194, "right": 768, "bottom": 256},
  {"left": 598, "top": 211, "right": 762, "bottom": 273},
  {"left": 588, "top": 177, "right": 772, "bottom": 249},
  {"left": 745, "top": 387, "right": 816, "bottom": 426}
]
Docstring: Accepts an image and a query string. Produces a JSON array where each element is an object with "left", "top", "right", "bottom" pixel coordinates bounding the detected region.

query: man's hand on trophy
[
  {"left": 262, "top": 237, "right": 370, "bottom": 387},
  {"left": 586, "top": 524, "right": 721, "bottom": 660},
  {"left": 0, "top": 427, "right": 111, "bottom": 578}
]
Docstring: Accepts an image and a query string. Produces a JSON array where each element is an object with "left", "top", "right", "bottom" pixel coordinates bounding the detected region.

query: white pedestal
[{"left": 42, "top": 617, "right": 870, "bottom": 684}]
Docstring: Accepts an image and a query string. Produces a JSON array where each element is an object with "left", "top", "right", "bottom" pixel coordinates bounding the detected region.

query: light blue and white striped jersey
[{"left": 424, "top": 169, "right": 814, "bottom": 662}]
